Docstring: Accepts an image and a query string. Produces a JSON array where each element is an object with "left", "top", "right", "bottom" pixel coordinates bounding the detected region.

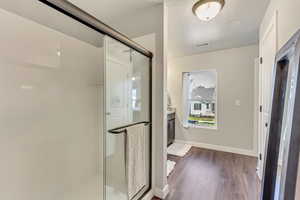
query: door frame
[
  {"left": 257, "top": 10, "right": 278, "bottom": 180},
  {"left": 261, "top": 29, "right": 300, "bottom": 200},
  {"left": 104, "top": 36, "right": 153, "bottom": 200}
]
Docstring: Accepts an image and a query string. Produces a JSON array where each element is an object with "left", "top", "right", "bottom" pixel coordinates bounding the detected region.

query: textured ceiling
[
  {"left": 69, "top": 0, "right": 163, "bottom": 23},
  {"left": 0, "top": 0, "right": 270, "bottom": 58},
  {"left": 167, "top": 0, "right": 270, "bottom": 57}
]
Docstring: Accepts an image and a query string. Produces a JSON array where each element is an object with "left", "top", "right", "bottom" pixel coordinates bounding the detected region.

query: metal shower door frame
[{"left": 38, "top": 1, "right": 153, "bottom": 200}]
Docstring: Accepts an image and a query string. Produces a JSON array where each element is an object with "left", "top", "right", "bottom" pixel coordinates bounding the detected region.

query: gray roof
[{"left": 191, "top": 86, "right": 215, "bottom": 102}]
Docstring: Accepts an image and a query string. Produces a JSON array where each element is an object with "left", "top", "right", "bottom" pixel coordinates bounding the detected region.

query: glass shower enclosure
[
  {"left": 104, "top": 37, "right": 151, "bottom": 200},
  {"left": 0, "top": 0, "right": 152, "bottom": 200}
]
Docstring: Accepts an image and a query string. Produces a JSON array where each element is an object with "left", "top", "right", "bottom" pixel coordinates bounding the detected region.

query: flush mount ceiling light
[{"left": 192, "top": 0, "right": 225, "bottom": 21}]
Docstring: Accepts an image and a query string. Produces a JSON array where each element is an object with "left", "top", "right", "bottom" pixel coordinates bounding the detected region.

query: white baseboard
[
  {"left": 175, "top": 140, "right": 258, "bottom": 157},
  {"left": 154, "top": 184, "right": 169, "bottom": 199},
  {"left": 142, "top": 190, "right": 154, "bottom": 200}
]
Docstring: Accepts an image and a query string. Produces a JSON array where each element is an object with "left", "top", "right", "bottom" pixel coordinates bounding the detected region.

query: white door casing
[{"left": 257, "top": 11, "right": 278, "bottom": 180}]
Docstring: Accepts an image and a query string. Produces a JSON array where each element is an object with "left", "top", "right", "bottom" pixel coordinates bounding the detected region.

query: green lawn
[
  {"left": 189, "top": 116, "right": 214, "bottom": 121},
  {"left": 188, "top": 116, "right": 216, "bottom": 126}
]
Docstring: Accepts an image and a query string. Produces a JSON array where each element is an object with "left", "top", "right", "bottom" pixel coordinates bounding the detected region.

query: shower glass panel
[
  {"left": 0, "top": 3, "right": 104, "bottom": 200},
  {"left": 105, "top": 36, "right": 151, "bottom": 200}
]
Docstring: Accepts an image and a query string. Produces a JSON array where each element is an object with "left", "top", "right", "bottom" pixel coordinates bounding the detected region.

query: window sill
[{"left": 187, "top": 124, "right": 218, "bottom": 130}]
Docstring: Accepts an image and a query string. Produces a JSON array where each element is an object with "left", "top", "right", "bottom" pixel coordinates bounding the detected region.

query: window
[
  {"left": 194, "top": 103, "right": 202, "bottom": 110},
  {"left": 182, "top": 70, "right": 217, "bottom": 129},
  {"left": 131, "top": 74, "right": 142, "bottom": 111}
]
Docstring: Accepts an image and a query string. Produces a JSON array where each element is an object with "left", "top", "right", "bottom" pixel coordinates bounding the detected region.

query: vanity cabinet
[{"left": 167, "top": 113, "right": 175, "bottom": 146}]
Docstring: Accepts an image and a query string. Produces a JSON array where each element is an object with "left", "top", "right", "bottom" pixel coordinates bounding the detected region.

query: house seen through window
[{"left": 182, "top": 70, "right": 217, "bottom": 129}]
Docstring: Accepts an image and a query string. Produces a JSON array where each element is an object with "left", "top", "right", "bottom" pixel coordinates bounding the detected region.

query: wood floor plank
[{"left": 153, "top": 147, "right": 260, "bottom": 200}]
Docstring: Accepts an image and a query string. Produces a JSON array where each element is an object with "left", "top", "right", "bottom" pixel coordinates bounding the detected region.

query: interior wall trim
[
  {"left": 141, "top": 190, "right": 154, "bottom": 200},
  {"left": 38, "top": 0, "right": 153, "bottom": 58},
  {"left": 175, "top": 140, "right": 258, "bottom": 157},
  {"left": 154, "top": 184, "right": 169, "bottom": 199},
  {"left": 261, "top": 29, "right": 300, "bottom": 200}
]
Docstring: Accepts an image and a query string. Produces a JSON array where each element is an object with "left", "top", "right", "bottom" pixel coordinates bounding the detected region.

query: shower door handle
[
  {"left": 108, "top": 128, "right": 127, "bottom": 135},
  {"left": 107, "top": 121, "right": 151, "bottom": 135}
]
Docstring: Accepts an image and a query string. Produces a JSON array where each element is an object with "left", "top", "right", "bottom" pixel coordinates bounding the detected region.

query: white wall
[
  {"left": 0, "top": 2, "right": 167, "bottom": 200},
  {"left": 0, "top": 8, "right": 104, "bottom": 200},
  {"left": 168, "top": 45, "right": 259, "bottom": 153},
  {"left": 260, "top": 0, "right": 300, "bottom": 50},
  {"left": 0, "top": 0, "right": 102, "bottom": 48}
]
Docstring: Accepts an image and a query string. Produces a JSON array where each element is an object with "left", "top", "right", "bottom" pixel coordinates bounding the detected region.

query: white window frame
[{"left": 182, "top": 70, "right": 218, "bottom": 130}]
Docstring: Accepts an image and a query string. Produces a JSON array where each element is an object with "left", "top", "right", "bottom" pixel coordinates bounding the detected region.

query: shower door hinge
[
  {"left": 260, "top": 57, "right": 263, "bottom": 64},
  {"left": 259, "top": 153, "right": 262, "bottom": 160},
  {"left": 260, "top": 105, "right": 262, "bottom": 112}
]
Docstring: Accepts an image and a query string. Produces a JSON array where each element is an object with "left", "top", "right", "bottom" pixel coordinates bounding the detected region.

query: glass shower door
[{"left": 104, "top": 36, "right": 151, "bottom": 200}]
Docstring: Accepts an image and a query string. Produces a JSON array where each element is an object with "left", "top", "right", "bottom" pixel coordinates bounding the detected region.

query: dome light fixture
[{"left": 192, "top": 0, "right": 225, "bottom": 21}]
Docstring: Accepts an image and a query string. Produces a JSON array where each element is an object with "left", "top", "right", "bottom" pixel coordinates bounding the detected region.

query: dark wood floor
[{"left": 153, "top": 147, "right": 260, "bottom": 200}]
